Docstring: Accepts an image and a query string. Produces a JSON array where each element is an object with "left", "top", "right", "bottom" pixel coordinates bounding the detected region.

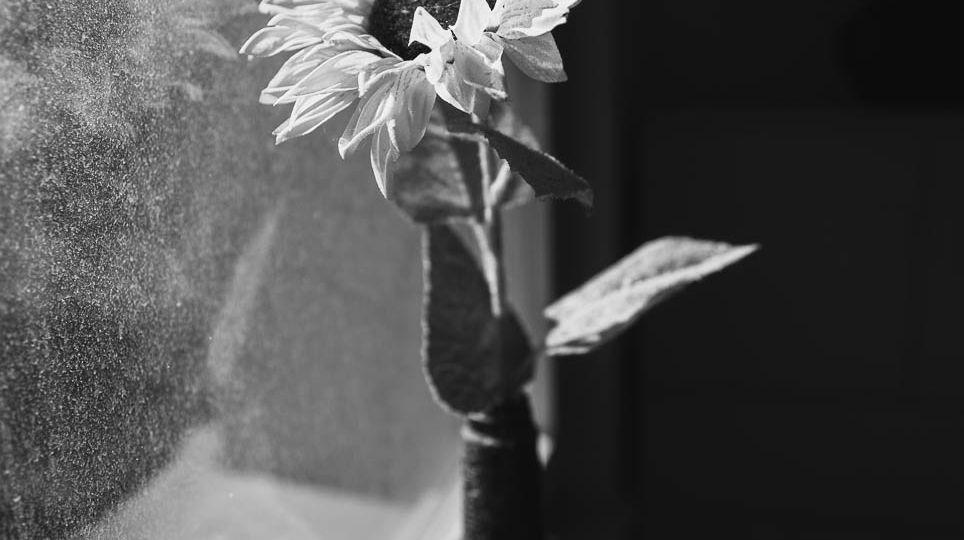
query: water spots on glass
[{"left": 0, "top": 1, "right": 458, "bottom": 538}]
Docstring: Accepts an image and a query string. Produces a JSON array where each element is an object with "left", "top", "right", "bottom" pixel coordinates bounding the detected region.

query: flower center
[{"left": 368, "top": 0, "right": 495, "bottom": 60}]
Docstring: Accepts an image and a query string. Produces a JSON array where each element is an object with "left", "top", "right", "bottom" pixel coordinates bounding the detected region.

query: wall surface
[
  {"left": 0, "top": 2, "right": 475, "bottom": 538},
  {"left": 552, "top": 1, "right": 964, "bottom": 538}
]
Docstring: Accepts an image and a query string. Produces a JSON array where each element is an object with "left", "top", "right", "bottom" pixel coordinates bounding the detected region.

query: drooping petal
[
  {"left": 387, "top": 68, "right": 436, "bottom": 153},
  {"left": 370, "top": 124, "right": 399, "bottom": 196},
  {"left": 271, "top": 118, "right": 291, "bottom": 137},
  {"left": 267, "top": 12, "right": 341, "bottom": 36},
  {"left": 258, "top": 0, "right": 324, "bottom": 16},
  {"left": 452, "top": 0, "right": 495, "bottom": 44},
  {"left": 423, "top": 40, "right": 505, "bottom": 117},
  {"left": 245, "top": 1, "right": 380, "bottom": 56},
  {"left": 260, "top": 42, "right": 360, "bottom": 104},
  {"left": 500, "top": 32, "right": 567, "bottom": 82},
  {"left": 259, "top": 0, "right": 329, "bottom": 11},
  {"left": 246, "top": 0, "right": 443, "bottom": 172},
  {"left": 409, "top": 7, "right": 451, "bottom": 49},
  {"left": 276, "top": 49, "right": 381, "bottom": 104},
  {"left": 358, "top": 58, "right": 416, "bottom": 96},
  {"left": 495, "top": 0, "right": 574, "bottom": 39},
  {"left": 457, "top": 39, "right": 506, "bottom": 98},
  {"left": 239, "top": 26, "right": 323, "bottom": 57},
  {"left": 325, "top": 29, "right": 395, "bottom": 56},
  {"left": 260, "top": 0, "right": 373, "bottom": 17},
  {"left": 338, "top": 74, "right": 397, "bottom": 157},
  {"left": 275, "top": 91, "right": 357, "bottom": 143},
  {"left": 260, "top": 53, "right": 325, "bottom": 104}
]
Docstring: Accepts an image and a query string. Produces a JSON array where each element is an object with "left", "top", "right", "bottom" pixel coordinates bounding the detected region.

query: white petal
[
  {"left": 275, "top": 92, "right": 356, "bottom": 143},
  {"left": 272, "top": 118, "right": 291, "bottom": 136},
  {"left": 260, "top": 0, "right": 372, "bottom": 16},
  {"left": 491, "top": 0, "right": 507, "bottom": 22},
  {"left": 261, "top": 58, "right": 323, "bottom": 104},
  {"left": 259, "top": 0, "right": 328, "bottom": 14},
  {"left": 358, "top": 58, "right": 414, "bottom": 96},
  {"left": 424, "top": 40, "right": 505, "bottom": 117},
  {"left": 259, "top": 42, "right": 355, "bottom": 104},
  {"left": 325, "top": 28, "right": 395, "bottom": 57},
  {"left": 338, "top": 76, "right": 396, "bottom": 157},
  {"left": 421, "top": 48, "right": 447, "bottom": 86},
  {"left": 370, "top": 125, "right": 398, "bottom": 197},
  {"left": 267, "top": 13, "right": 338, "bottom": 36},
  {"left": 496, "top": 0, "right": 573, "bottom": 39},
  {"left": 276, "top": 49, "right": 379, "bottom": 104},
  {"left": 409, "top": 7, "right": 450, "bottom": 49},
  {"left": 500, "top": 32, "right": 567, "bottom": 82},
  {"left": 239, "top": 26, "right": 322, "bottom": 57},
  {"left": 452, "top": 39, "right": 506, "bottom": 99},
  {"left": 474, "top": 33, "right": 504, "bottom": 63},
  {"left": 452, "top": 0, "right": 494, "bottom": 44},
  {"left": 387, "top": 68, "right": 436, "bottom": 153}
]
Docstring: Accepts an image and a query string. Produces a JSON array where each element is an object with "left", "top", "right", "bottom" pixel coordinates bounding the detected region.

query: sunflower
[
  {"left": 413, "top": 0, "right": 578, "bottom": 90},
  {"left": 240, "top": 0, "right": 505, "bottom": 195}
]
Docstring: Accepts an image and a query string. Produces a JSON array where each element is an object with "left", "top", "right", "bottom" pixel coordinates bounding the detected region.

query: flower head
[
  {"left": 240, "top": 0, "right": 439, "bottom": 196},
  {"left": 240, "top": 0, "right": 577, "bottom": 196},
  {"left": 413, "top": 0, "right": 579, "bottom": 102},
  {"left": 409, "top": 3, "right": 506, "bottom": 119}
]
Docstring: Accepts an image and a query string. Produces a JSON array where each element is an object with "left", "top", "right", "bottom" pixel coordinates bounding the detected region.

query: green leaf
[
  {"left": 544, "top": 237, "right": 758, "bottom": 356},
  {"left": 423, "top": 224, "right": 533, "bottom": 415},
  {"left": 449, "top": 119, "right": 593, "bottom": 210}
]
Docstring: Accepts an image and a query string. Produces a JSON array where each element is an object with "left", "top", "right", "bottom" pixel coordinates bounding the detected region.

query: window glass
[{"left": 0, "top": 2, "right": 552, "bottom": 538}]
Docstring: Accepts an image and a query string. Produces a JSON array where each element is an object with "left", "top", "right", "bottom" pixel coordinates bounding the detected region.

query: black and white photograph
[{"left": 2, "top": 1, "right": 963, "bottom": 538}]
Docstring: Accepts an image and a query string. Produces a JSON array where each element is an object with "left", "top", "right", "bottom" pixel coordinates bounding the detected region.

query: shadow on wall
[
  {"left": 0, "top": 1, "right": 253, "bottom": 537},
  {"left": 1, "top": 1, "right": 458, "bottom": 539}
]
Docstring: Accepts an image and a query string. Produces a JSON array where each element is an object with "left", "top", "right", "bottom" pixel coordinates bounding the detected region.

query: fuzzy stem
[
  {"left": 490, "top": 161, "right": 514, "bottom": 207},
  {"left": 462, "top": 115, "right": 542, "bottom": 540},
  {"left": 462, "top": 392, "right": 544, "bottom": 540},
  {"left": 471, "top": 113, "right": 506, "bottom": 318}
]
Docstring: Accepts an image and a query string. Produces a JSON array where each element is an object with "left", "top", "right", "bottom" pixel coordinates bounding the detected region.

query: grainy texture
[{"left": 0, "top": 2, "right": 457, "bottom": 538}]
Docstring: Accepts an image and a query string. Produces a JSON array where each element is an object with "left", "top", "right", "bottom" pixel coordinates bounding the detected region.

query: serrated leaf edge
[{"left": 544, "top": 243, "right": 759, "bottom": 356}]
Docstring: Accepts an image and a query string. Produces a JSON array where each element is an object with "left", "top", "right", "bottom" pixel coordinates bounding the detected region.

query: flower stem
[
  {"left": 462, "top": 393, "right": 544, "bottom": 540},
  {"left": 464, "top": 115, "right": 544, "bottom": 540},
  {"left": 472, "top": 113, "right": 506, "bottom": 318}
]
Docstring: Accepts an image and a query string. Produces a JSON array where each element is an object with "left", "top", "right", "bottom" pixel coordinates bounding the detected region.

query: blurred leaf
[
  {"left": 392, "top": 134, "right": 478, "bottom": 223},
  {"left": 489, "top": 101, "right": 540, "bottom": 149},
  {"left": 544, "top": 237, "right": 758, "bottom": 356},
  {"left": 392, "top": 108, "right": 484, "bottom": 223},
  {"left": 488, "top": 102, "right": 537, "bottom": 208},
  {"left": 189, "top": 28, "right": 240, "bottom": 60},
  {"left": 423, "top": 224, "right": 533, "bottom": 415},
  {"left": 449, "top": 119, "right": 592, "bottom": 210}
]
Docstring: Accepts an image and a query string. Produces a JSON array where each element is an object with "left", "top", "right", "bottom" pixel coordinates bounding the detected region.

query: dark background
[
  {"left": 549, "top": 1, "right": 964, "bottom": 538},
  {"left": 4, "top": 0, "right": 964, "bottom": 538}
]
